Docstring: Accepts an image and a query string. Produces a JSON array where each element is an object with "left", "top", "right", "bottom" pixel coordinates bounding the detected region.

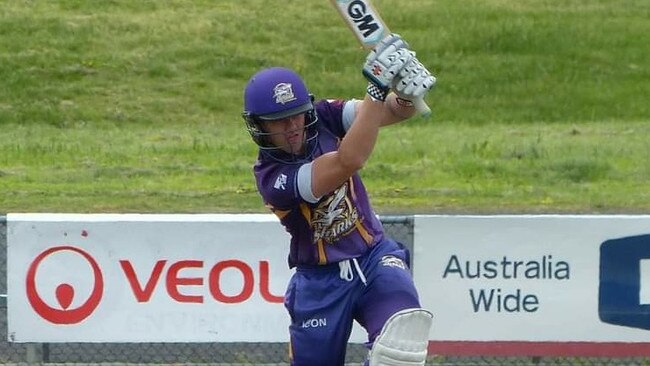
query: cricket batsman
[{"left": 242, "top": 34, "right": 435, "bottom": 365}]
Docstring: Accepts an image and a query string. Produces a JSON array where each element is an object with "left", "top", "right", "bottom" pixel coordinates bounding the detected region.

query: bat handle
[{"left": 414, "top": 97, "right": 432, "bottom": 118}]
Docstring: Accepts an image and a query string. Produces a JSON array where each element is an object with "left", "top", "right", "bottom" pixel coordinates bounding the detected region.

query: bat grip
[{"left": 414, "top": 97, "right": 432, "bottom": 118}]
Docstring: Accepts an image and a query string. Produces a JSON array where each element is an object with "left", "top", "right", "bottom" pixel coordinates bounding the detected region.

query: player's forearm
[
  {"left": 309, "top": 95, "right": 383, "bottom": 198},
  {"left": 381, "top": 93, "right": 417, "bottom": 126},
  {"left": 337, "top": 95, "right": 384, "bottom": 171},
  {"left": 338, "top": 95, "right": 406, "bottom": 169}
]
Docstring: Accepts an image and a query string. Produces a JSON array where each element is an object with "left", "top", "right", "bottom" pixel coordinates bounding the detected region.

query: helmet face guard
[
  {"left": 242, "top": 67, "right": 319, "bottom": 164},
  {"left": 243, "top": 106, "right": 318, "bottom": 149}
]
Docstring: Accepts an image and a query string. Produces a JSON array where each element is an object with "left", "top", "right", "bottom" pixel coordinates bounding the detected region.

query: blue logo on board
[{"left": 598, "top": 234, "right": 650, "bottom": 330}]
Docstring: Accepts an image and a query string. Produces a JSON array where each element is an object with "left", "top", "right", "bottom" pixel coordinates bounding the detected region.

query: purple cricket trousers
[{"left": 284, "top": 238, "right": 422, "bottom": 365}]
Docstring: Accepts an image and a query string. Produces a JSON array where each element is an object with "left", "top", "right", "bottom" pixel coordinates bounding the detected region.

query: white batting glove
[
  {"left": 362, "top": 34, "right": 414, "bottom": 100},
  {"left": 392, "top": 57, "right": 436, "bottom": 102}
]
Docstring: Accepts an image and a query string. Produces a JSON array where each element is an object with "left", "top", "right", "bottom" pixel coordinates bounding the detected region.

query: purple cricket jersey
[{"left": 253, "top": 99, "right": 385, "bottom": 268}]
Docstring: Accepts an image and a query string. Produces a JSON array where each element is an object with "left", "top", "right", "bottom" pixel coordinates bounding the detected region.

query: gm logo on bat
[
  {"left": 599, "top": 234, "right": 650, "bottom": 330},
  {"left": 345, "top": 0, "right": 381, "bottom": 38}
]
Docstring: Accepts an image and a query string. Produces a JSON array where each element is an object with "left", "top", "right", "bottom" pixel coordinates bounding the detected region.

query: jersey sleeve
[
  {"left": 341, "top": 99, "right": 360, "bottom": 132},
  {"left": 254, "top": 161, "right": 303, "bottom": 210},
  {"left": 315, "top": 99, "right": 358, "bottom": 138}
]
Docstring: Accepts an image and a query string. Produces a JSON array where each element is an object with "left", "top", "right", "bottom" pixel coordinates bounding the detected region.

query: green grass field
[{"left": 1, "top": 0, "right": 649, "bottom": 214}]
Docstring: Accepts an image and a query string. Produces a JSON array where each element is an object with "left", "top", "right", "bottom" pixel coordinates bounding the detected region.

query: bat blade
[
  {"left": 330, "top": 0, "right": 432, "bottom": 117},
  {"left": 330, "top": 0, "right": 390, "bottom": 49}
]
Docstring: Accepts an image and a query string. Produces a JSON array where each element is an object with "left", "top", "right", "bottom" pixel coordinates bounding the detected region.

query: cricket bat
[{"left": 330, "top": 0, "right": 432, "bottom": 117}]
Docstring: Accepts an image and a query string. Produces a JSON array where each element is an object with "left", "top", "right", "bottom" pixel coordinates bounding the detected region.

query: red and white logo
[
  {"left": 26, "top": 245, "right": 104, "bottom": 325},
  {"left": 9, "top": 215, "right": 296, "bottom": 343}
]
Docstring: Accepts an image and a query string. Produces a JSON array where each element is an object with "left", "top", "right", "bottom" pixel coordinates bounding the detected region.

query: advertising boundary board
[
  {"left": 6, "top": 214, "right": 650, "bottom": 358},
  {"left": 6, "top": 214, "right": 292, "bottom": 342},
  {"left": 414, "top": 215, "right": 650, "bottom": 357},
  {"left": 6, "top": 213, "right": 371, "bottom": 343}
]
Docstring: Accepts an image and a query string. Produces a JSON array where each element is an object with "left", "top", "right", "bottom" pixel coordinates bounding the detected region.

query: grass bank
[{"left": 1, "top": 0, "right": 649, "bottom": 213}]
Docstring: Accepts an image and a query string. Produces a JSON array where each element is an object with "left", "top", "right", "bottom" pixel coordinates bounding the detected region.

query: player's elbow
[{"left": 340, "top": 155, "right": 366, "bottom": 173}]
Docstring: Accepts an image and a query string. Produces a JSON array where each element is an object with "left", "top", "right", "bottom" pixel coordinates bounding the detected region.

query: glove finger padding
[
  {"left": 393, "top": 58, "right": 437, "bottom": 100},
  {"left": 363, "top": 34, "right": 413, "bottom": 90},
  {"left": 396, "top": 72, "right": 436, "bottom": 99},
  {"left": 398, "top": 56, "right": 424, "bottom": 79},
  {"left": 372, "top": 33, "right": 410, "bottom": 59},
  {"left": 383, "top": 49, "right": 415, "bottom": 81},
  {"left": 363, "top": 48, "right": 414, "bottom": 90},
  {"left": 403, "top": 73, "right": 436, "bottom": 98},
  {"left": 395, "top": 58, "right": 425, "bottom": 90}
]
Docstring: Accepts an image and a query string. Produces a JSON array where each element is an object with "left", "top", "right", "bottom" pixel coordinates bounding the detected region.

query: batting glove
[
  {"left": 362, "top": 33, "right": 414, "bottom": 101},
  {"left": 392, "top": 57, "right": 436, "bottom": 103}
]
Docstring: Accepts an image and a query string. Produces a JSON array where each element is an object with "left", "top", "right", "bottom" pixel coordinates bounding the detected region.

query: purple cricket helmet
[{"left": 242, "top": 67, "right": 319, "bottom": 163}]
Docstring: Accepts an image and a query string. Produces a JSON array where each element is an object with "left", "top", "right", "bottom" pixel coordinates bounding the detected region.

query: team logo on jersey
[
  {"left": 273, "top": 173, "right": 287, "bottom": 190},
  {"left": 312, "top": 183, "right": 359, "bottom": 243},
  {"left": 380, "top": 255, "right": 406, "bottom": 270},
  {"left": 273, "top": 83, "right": 297, "bottom": 105}
]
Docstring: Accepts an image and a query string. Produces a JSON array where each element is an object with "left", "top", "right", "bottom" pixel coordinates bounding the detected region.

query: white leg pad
[{"left": 368, "top": 308, "right": 433, "bottom": 366}]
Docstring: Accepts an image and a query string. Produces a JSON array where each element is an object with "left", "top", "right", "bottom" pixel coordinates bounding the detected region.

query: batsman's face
[{"left": 261, "top": 113, "right": 306, "bottom": 154}]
